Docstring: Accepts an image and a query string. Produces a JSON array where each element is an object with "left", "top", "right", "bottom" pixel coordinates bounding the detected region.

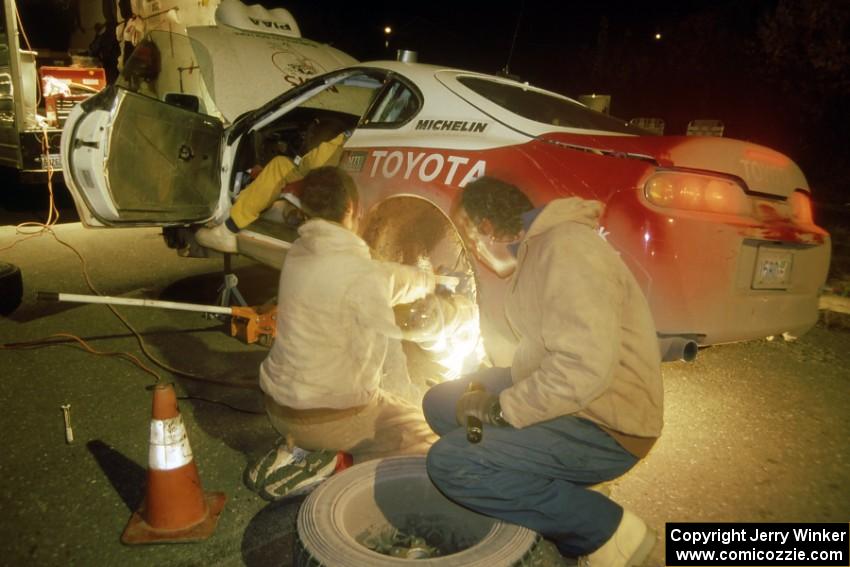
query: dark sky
[
  {"left": 270, "top": 0, "right": 849, "bottom": 201},
  {"left": 276, "top": 0, "right": 740, "bottom": 77},
  {"left": 268, "top": 1, "right": 787, "bottom": 132},
  {"left": 19, "top": 0, "right": 850, "bottom": 199}
]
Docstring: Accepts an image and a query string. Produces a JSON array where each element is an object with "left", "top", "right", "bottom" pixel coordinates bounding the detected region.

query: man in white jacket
[
  {"left": 423, "top": 177, "right": 663, "bottom": 567},
  {"left": 249, "top": 166, "right": 439, "bottom": 500}
]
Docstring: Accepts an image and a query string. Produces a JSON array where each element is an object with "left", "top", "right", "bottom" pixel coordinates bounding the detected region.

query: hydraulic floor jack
[{"left": 38, "top": 291, "right": 278, "bottom": 346}]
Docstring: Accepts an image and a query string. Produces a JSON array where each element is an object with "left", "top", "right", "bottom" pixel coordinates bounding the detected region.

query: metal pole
[{"left": 37, "top": 291, "right": 234, "bottom": 316}]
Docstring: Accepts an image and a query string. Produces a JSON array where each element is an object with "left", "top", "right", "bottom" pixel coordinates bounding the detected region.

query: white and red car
[{"left": 61, "top": 5, "right": 831, "bottom": 368}]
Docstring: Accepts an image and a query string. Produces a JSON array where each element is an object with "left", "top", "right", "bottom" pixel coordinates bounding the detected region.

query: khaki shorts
[{"left": 265, "top": 390, "right": 438, "bottom": 463}]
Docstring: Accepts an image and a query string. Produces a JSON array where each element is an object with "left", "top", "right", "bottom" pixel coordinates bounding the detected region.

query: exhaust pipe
[{"left": 658, "top": 335, "right": 699, "bottom": 362}]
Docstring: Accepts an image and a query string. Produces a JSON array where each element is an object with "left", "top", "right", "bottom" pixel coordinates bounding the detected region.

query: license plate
[
  {"left": 39, "top": 153, "right": 62, "bottom": 170},
  {"left": 752, "top": 247, "right": 793, "bottom": 289}
]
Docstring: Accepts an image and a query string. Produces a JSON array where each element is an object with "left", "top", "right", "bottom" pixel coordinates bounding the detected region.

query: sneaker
[
  {"left": 195, "top": 222, "right": 238, "bottom": 253},
  {"left": 244, "top": 443, "right": 304, "bottom": 492},
  {"left": 259, "top": 449, "right": 341, "bottom": 501},
  {"left": 580, "top": 510, "right": 656, "bottom": 567}
]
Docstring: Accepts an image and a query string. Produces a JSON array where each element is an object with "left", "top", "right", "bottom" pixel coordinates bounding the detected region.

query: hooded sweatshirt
[
  {"left": 499, "top": 198, "right": 663, "bottom": 457},
  {"left": 259, "top": 219, "right": 434, "bottom": 409}
]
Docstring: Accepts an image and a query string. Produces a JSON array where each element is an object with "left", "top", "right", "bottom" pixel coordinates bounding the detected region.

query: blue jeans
[{"left": 423, "top": 367, "right": 637, "bottom": 556}]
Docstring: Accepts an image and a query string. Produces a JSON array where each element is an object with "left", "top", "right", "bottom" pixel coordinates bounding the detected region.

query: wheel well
[
  {"left": 361, "top": 196, "right": 471, "bottom": 275},
  {"left": 361, "top": 196, "right": 482, "bottom": 382}
]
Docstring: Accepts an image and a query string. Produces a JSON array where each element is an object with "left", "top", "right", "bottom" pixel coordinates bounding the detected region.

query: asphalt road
[{"left": 1, "top": 218, "right": 848, "bottom": 567}]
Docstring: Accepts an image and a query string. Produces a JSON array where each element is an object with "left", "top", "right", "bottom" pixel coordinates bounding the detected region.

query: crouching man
[
  {"left": 249, "top": 166, "right": 439, "bottom": 500},
  {"left": 423, "top": 177, "right": 663, "bottom": 566}
]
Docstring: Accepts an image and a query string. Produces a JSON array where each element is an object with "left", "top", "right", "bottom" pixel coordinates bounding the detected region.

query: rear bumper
[{"left": 606, "top": 192, "right": 831, "bottom": 345}]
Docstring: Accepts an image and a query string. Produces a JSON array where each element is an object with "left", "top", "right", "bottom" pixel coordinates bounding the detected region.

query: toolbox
[{"left": 38, "top": 66, "right": 107, "bottom": 127}]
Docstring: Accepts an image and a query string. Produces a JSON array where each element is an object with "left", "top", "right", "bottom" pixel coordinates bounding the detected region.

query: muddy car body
[{"left": 62, "top": 25, "right": 831, "bottom": 367}]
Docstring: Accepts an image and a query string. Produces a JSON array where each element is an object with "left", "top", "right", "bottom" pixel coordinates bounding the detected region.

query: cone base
[{"left": 121, "top": 492, "right": 227, "bottom": 545}]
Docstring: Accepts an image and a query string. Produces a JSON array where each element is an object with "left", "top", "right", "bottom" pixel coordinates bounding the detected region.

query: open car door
[
  {"left": 61, "top": 31, "right": 226, "bottom": 228},
  {"left": 62, "top": 85, "right": 224, "bottom": 227},
  {"left": 62, "top": 21, "right": 357, "bottom": 228}
]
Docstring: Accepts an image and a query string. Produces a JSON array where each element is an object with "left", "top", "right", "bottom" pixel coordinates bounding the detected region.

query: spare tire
[
  {"left": 295, "top": 456, "right": 540, "bottom": 566},
  {"left": 0, "top": 262, "right": 23, "bottom": 316}
]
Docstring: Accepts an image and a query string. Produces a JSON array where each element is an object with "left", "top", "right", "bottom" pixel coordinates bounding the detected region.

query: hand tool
[
  {"left": 465, "top": 382, "right": 485, "bottom": 443},
  {"left": 38, "top": 291, "right": 277, "bottom": 346},
  {"left": 61, "top": 404, "right": 74, "bottom": 443}
]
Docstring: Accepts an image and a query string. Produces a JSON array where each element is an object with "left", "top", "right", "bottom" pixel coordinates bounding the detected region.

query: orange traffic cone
[{"left": 121, "top": 383, "right": 226, "bottom": 544}]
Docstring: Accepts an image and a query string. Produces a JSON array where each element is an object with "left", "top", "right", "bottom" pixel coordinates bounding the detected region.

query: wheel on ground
[
  {"left": 295, "top": 456, "right": 540, "bottom": 566},
  {"left": 0, "top": 262, "right": 23, "bottom": 316}
]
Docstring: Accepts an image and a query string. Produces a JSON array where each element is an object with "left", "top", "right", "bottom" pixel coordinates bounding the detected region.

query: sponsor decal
[
  {"left": 415, "top": 119, "right": 489, "bottom": 133},
  {"left": 368, "top": 150, "right": 486, "bottom": 187},
  {"left": 740, "top": 159, "right": 787, "bottom": 193},
  {"left": 272, "top": 51, "right": 325, "bottom": 88},
  {"left": 249, "top": 18, "right": 292, "bottom": 32},
  {"left": 341, "top": 151, "right": 368, "bottom": 173}
]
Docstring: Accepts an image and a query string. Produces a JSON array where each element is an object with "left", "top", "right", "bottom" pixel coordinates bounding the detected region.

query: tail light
[
  {"left": 644, "top": 172, "right": 750, "bottom": 216},
  {"left": 788, "top": 190, "right": 813, "bottom": 224}
]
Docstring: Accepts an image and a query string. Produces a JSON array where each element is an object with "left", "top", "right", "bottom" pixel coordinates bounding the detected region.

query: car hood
[
  {"left": 186, "top": 25, "right": 357, "bottom": 123},
  {"left": 539, "top": 132, "right": 808, "bottom": 198}
]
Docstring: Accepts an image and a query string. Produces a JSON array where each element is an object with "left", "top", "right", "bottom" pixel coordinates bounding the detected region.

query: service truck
[{"left": 0, "top": 0, "right": 221, "bottom": 182}]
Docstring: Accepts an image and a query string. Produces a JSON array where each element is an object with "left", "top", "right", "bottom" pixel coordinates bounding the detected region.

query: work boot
[
  {"left": 259, "top": 449, "right": 343, "bottom": 501},
  {"left": 195, "top": 222, "right": 238, "bottom": 253},
  {"left": 579, "top": 509, "right": 656, "bottom": 567}
]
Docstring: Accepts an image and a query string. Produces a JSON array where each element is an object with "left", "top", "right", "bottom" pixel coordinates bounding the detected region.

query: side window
[
  {"left": 456, "top": 76, "right": 642, "bottom": 134},
  {"left": 362, "top": 80, "right": 420, "bottom": 127},
  {"left": 233, "top": 72, "right": 384, "bottom": 175}
]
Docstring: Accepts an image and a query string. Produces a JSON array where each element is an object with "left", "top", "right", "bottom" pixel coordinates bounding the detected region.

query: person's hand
[
  {"left": 455, "top": 389, "right": 499, "bottom": 426},
  {"left": 249, "top": 164, "right": 264, "bottom": 179}
]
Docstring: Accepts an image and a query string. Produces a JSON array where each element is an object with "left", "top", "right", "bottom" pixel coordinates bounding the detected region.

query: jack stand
[{"left": 214, "top": 254, "right": 247, "bottom": 310}]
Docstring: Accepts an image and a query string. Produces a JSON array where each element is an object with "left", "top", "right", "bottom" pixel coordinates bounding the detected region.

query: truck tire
[
  {"left": 0, "top": 262, "right": 23, "bottom": 316},
  {"left": 295, "top": 456, "right": 540, "bottom": 566}
]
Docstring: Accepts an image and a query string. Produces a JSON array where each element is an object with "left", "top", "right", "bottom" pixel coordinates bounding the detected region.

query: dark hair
[
  {"left": 461, "top": 176, "right": 533, "bottom": 238},
  {"left": 300, "top": 166, "right": 359, "bottom": 222}
]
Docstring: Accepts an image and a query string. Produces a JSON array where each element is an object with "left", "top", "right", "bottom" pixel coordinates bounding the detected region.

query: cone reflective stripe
[
  {"left": 122, "top": 384, "right": 226, "bottom": 545},
  {"left": 149, "top": 415, "right": 193, "bottom": 471}
]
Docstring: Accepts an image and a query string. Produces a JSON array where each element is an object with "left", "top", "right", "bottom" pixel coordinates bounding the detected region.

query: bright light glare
[
  {"left": 384, "top": 26, "right": 392, "bottom": 34},
  {"left": 420, "top": 307, "right": 482, "bottom": 380},
  {"left": 400, "top": 292, "right": 483, "bottom": 381},
  {"left": 654, "top": 33, "right": 662, "bottom": 40}
]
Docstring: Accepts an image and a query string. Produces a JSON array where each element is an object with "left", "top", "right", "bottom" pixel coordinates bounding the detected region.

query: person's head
[
  {"left": 460, "top": 176, "right": 533, "bottom": 242},
  {"left": 300, "top": 166, "right": 359, "bottom": 225}
]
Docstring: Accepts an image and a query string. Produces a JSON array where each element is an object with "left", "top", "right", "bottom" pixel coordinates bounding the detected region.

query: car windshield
[
  {"left": 116, "top": 30, "right": 223, "bottom": 119},
  {"left": 457, "top": 76, "right": 643, "bottom": 135}
]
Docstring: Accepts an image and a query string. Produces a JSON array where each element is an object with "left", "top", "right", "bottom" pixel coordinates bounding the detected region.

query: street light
[
  {"left": 384, "top": 25, "right": 392, "bottom": 49},
  {"left": 654, "top": 32, "right": 662, "bottom": 40}
]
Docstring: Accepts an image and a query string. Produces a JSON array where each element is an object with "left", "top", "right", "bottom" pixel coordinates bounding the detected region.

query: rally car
[{"left": 61, "top": 6, "right": 831, "bottom": 369}]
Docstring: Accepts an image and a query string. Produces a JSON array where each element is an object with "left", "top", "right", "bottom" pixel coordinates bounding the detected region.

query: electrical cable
[
  {"left": 0, "top": 137, "right": 260, "bottom": 397},
  {"left": 0, "top": 333, "right": 162, "bottom": 382},
  {"left": 177, "top": 395, "right": 265, "bottom": 415},
  {"left": 0, "top": 15, "right": 259, "bottom": 413},
  {"left": 13, "top": 4, "right": 31, "bottom": 51},
  {"left": 36, "top": 229, "right": 261, "bottom": 391}
]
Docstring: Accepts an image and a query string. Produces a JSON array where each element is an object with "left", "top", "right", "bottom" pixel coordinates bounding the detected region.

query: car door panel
[{"left": 64, "top": 87, "right": 224, "bottom": 226}]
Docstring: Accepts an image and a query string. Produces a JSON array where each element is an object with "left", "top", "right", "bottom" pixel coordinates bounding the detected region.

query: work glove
[{"left": 455, "top": 389, "right": 506, "bottom": 427}]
